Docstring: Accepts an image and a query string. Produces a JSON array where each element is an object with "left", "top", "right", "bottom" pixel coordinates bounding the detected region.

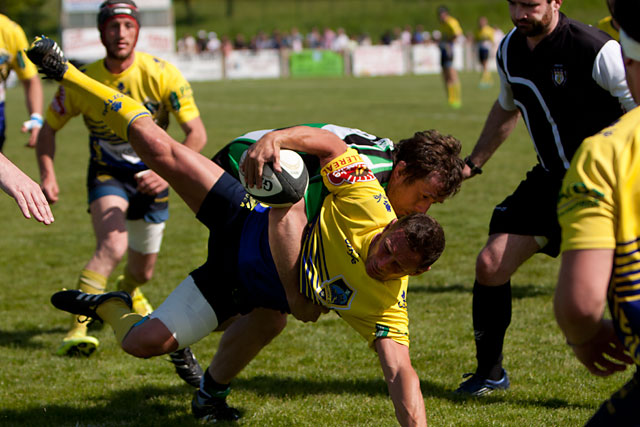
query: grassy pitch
[{"left": 0, "top": 73, "right": 627, "bottom": 426}]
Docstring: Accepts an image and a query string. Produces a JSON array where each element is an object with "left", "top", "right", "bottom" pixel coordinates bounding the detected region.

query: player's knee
[
  {"left": 259, "top": 312, "right": 288, "bottom": 342},
  {"left": 121, "top": 323, "right": 174, "bottom": 358},
  {"left": 96, "top": 237, "right": 128, "bottom": 263},
  {"left": 475, "top": 248, "right": 506, "bottom": 284}
]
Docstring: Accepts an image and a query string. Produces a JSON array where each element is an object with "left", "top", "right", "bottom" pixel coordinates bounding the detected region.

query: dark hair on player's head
[
  {"left": 614, "top": 0, "right": 640, "bottom": 42},
  {"left": 395, "top": 213, "right": 445, "bottom": 270},
  {"left": 394, "top": 129, "right": 464, "bottom": 199}
]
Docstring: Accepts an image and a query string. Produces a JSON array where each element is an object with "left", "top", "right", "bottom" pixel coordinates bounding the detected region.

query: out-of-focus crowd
[{"left": 176, "top": 24, "right": 504, "bottom": 56}]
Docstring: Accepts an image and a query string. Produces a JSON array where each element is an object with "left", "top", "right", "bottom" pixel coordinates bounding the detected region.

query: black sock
[
  {"left": 472, "top": 280, "right": 511, "bottom": 380},
  {"left": 200, "top": 370, "right": 231, "bottom": 399}
]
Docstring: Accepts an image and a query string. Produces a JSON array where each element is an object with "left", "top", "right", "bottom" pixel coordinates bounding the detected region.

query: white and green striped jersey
[{"left": 212, "top": 123, "right": 396, "bottom": 220}]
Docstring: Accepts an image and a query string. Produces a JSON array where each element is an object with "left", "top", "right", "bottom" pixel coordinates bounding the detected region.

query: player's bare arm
[
  {"left": 555, "top": 249, "right": 632, "bottom": 376},
  {"left": 0, "top": 152, "right": 54, "bottom": 224},
  {"left": 241, "top": 125, "right": 347, "bottom": 188},
  {"left": 35, "top": 122, "right": 60, "bottom": 203},
  {"left": 179, "top": 116, "right": 207, "bottom": 152},
  {"left": 20, "top": 75, "right": 43, "bottom": 148},
  {"left": 464, "top": 100, "right": 519, "bottom": 179},
  {"left": 376, "top": 338, "right": 426, "bottom": 427}
]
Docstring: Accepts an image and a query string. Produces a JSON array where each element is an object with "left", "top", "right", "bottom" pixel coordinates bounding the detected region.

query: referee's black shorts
[{"left": 488, "top": 164, "right": 562, "bottom": 257}]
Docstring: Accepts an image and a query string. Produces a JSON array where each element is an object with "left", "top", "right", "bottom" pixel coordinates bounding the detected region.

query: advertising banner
[{"left": 289, "top": 50, "right": 344, "bottom": 78}]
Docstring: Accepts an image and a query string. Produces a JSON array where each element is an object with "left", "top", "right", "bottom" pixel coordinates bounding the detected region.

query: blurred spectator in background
[
  {"left": 358, "top": 32, "right": 372, "bottom": 46},
  {"left": 289, "top": 27, "right": 304, "bottom": 51},
  {"left": 401, "top": 26, "right": 412, "bottom": 46},
  {"left": 306, "top": 27, "right": 322, "bottom": 48},
  {"left": 381, "top": 29, "right": 393, "bottom": 45},
  {"left": 196, "top": 30, "right": 208, "bottom": 53},
  {"left": 206, "top": 32, "right": 221, "bottom": 53},
  {"left": 234, "top": 33, "right": 248, "bottom": 49},
  {"left": 412, "top": 24, "right": 426, "bottom": 44},
  {"left": 322, "top": 27, "right": 336, "bottom": 49},
  {"left": 221, "top": 35, "right": 233, "bottom": 56},
  {"left": 332, "top": 28, "right": 350, "bottom": 52},
  {"left": 177, "top": 33, "right": 197, "bottom": 55},
  {"left": 474, "top": 16, "right": 495, "bottom": 88}
]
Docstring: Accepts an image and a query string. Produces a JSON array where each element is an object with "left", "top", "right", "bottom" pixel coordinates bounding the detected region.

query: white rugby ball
[{"left": 239, "top": 149, "right": 309, "bottom": 207}]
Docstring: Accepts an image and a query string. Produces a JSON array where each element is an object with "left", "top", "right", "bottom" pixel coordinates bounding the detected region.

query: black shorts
[
  {"left": 488, "top": 164, "right": 562, "bottom": 257},
  {"left": 585, "top": 368, "right": 640, "bottom": 426},
  {"left": 86, "top": 161, "right": 169, "bottom": 223}
]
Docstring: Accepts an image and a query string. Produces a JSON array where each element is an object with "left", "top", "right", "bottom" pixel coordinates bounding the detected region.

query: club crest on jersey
[
  {"left": 551, "top": 64, "right": 567, "bottom": 87},
  {"left": 319, "top": 276, "right": 355, "bottom": 309},
  {"left": 327, "top": 162, "right": 375, "bottom": 186}
]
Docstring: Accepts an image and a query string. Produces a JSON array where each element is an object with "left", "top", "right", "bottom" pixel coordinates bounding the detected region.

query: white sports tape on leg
[{"left": 126, "top": 219, "right": 165, "bottom": 254}]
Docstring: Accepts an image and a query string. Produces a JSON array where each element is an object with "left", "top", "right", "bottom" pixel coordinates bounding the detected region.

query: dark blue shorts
[
  {"left": 439, "top": 41, "right": 455, "bottom": 68},
  {"left": 478, "top": 46, "right": 490, "bottom": 63},
  {"left": 86, "top": 161, "right": 169, "bottom": 223},
  {"left": 191, "top": 172, "right": 289, "bottom": 325}
]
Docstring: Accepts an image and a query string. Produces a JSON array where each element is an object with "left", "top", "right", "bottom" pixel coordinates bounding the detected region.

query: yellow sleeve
[
  {"left": 558, "top": 133, "right": 617, "bottom": 252},
  {"left": 160, "top": 60, "right": 200, "bottom": 124},
  {"left": 7, "top": 20, "right": 37, "bottom": 81}
]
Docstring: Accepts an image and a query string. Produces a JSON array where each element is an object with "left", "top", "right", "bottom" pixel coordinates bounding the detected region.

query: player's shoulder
[
  {"left": 583, "top": 108, "right": 640, "bottom": 157},
  {"left": 135, "top": 51, "right": 181, "bottom": 75},
  {"left": 0, "top": 14, "right": 26, "bottom": 41},
  {"left": 562, "top": 15, "right": 614, "bottom": 51}
]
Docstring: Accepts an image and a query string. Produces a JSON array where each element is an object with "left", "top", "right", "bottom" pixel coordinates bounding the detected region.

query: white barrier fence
[{"left": 148, "top": 40, "right": 496, "bottom": 82}]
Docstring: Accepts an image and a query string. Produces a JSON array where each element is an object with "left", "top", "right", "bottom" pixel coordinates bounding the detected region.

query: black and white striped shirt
[{"left": 497, "top": 13, "right": 635, "bottom": 177}]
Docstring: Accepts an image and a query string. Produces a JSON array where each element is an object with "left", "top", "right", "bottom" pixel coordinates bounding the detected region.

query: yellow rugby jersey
[
  {"left": 558, "top": 106, "right": 640, "bottom": 363},
  {"left": 300, "top": 149, "right": 410, "bottom": 348},
  {"left": 440, "top": 16, "right": 463, "bottom": 42},
  {"left": 474, "top": 25, "right": 495, "bottom": 45},
  {"left": 45, "top": 51, "right": 200, "bottom": 169},
  {"left": 0, "top": 14, "right": 38, "bottom": 102}
]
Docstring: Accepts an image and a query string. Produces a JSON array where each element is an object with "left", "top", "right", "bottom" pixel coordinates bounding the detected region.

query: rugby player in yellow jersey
[
  {"left": 0, "top": 13, "right": 43, "bottom": 150},
  {"left": 35, "top": 1, "right": 207, "bottom": 385},
  {"left": 437, "top": 5, "right": 463, "bottom": 108},
  {"left": 555, "top": 0, "right": 640, "bottom": 423},
  {"left": 474, "top": 16, "right": 496, "bottom": 88},
  {"left": 29, "top": 37, "right": 444, "bottom": 426}
]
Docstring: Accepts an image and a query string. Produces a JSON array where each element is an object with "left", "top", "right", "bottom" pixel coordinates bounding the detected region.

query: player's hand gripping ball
[{"left": 239, "top": 149, "right": 309, "bottom": 207}]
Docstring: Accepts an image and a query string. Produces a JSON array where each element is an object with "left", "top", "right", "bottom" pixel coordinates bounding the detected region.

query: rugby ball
[{"left": 239, "top": 149, "right": 309, "bottom": 207}]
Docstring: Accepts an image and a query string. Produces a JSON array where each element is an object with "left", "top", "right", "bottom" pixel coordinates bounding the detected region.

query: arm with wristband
[{"left": 20, "top": 75, "right": 44, "bottom": 148}]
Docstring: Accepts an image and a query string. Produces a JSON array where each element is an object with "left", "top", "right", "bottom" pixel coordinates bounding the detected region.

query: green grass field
[{"left": 0, "top": 73, "right": 629, "bottom": 426}]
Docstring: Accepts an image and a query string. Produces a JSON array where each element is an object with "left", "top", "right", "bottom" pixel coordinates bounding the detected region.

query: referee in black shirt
[{"left": 457, "top": 0, "right": 636, "bottom": 396}]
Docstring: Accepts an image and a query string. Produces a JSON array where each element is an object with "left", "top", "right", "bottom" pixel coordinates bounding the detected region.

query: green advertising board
[{"left": 290, "top": 49, "right": 344, "bottom": 78}]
